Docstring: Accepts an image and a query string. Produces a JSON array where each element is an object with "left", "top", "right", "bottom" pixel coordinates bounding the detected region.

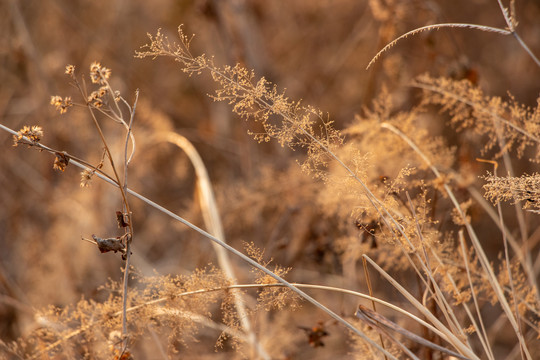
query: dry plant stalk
[{"left": 10, "top": 62, "right": 140, "bottom": 357}]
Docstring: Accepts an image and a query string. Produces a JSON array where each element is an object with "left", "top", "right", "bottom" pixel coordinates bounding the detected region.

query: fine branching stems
[{"left": 76, "top": 73, "right": 136, "bottom": 350}]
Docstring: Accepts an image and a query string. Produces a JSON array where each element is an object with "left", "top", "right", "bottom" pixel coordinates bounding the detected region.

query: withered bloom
[
  {"left": 13, "top": 125, "right": 43, "bottom": 146},
  {"left": 53, "top": 152, "right": 70, "bottom": 171}
]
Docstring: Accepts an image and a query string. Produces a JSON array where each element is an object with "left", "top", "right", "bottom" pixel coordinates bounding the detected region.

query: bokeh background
[{"left": 1, "top": 0, "right": 540, "bottom": 358}]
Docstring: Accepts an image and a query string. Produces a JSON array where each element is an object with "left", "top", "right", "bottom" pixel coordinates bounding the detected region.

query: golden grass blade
[
  {"left": 367, "top": 23, "right": 511, "bottom": 70},
  {"left": 154, "top": 131, "right": 268, "bottom": 359},
  {"left": 355, "top": 305, "right": 470, "bottom": 360},
  {"left": 381, "top": 122, "right": 533, "bottom": 360},
  {"left": 458, "top": 231, "right": 496, "bottom": 360},
  {"left": 363, "top": 255, "right": 479, "bottom": 360}
]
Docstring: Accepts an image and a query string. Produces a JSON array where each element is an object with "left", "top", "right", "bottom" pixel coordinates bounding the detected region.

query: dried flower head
[
  {"left": 98, "top": 86, "right": 108, "bottom": 97},
  {"left": 87, "top": 91, "right": 99, "bottom": 102},
  {"left": 116, "top": 211, "right": 130, "bottom": 228},
  {"left": 87, "top": 87, "right": 109, "bottom": 108},
  {"left": 50, "top": 95, "right": 62, "bottom": 107},
  {"left": 53, "top": 152, "right": 70, "bottom": 172},
  {"left": 89, "top": 61, "right": 111, "bottom": 84},
  {"left": 50, "top": 95, "right": 73, "bottom": 114},
  {"left": 483, "top": 173, "right": 540, "bottom": 209},
  {"left": 91, "top": 234, "right": 127, "bottom": 255},
  {"left": 13, "top": 125, "right": 43, "bottom": 146},
  {"left": 80, "top": 168, "right": 94, "bottom": 187},
  {"left": 92, "top": 98, "right": 104, "bottom": 108},
  {"left": 65, "top": 64, "right": 75, "bottom": 75},
  {"left": 108, "top": 330, "right": 123, "bottom": 346}
]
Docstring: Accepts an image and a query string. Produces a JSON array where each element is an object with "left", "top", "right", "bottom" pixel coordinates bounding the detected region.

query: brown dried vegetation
[{"left": 1, "top": 1, "right": 540, "bottom": 359}]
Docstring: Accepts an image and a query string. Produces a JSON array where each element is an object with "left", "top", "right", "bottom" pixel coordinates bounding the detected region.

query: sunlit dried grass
[{"left": 2, "top": 1, "right": 540, "bottom": 359}]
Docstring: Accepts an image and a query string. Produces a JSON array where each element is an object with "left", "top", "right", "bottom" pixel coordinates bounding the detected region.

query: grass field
[{"left": 1, "top": 1, "right": 540, "bottom": 359}]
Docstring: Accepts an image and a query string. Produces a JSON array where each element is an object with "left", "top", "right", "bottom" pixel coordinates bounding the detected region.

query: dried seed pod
[
  {"left": 53, "top": 152, "right": 70, "bottom": 171},
  {"left": 92, "top": 234, "right": 126, "bottom": 254},
  {"left": 116, "top": 211, "right": 130, "bottom": 228},
  {"left": 298, "top": 322, "right": 329, "bottom": 348}
]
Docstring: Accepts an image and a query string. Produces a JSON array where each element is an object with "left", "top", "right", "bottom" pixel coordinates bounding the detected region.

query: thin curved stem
[{"left": 367, "top": 23, "right": 511, "bottom": 70}]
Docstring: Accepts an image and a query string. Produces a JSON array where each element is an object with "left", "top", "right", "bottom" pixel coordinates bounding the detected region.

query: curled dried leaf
[
  {"left": 116, "top": 211, "right": 130, "bottom": 228},
  {"left": 53, "top": 152, "right": 70, "bottom": 171}
]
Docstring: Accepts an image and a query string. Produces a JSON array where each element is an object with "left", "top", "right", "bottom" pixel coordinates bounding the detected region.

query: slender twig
[
  {"left": 2, "top": 124, "right": 117, "bottom": 184},
  {"left": 119, "top": 90, "right": 138, "bottom": 352},
  {"left": 362, "top": 257, "right": 388, "bottom": 360},
  {"left": 73, "top": 73, "right": 137, "bottom": 352},
  {"left": 57, "top": 68, "right": 138, "bottom": 352},
  {"left": 510, "top": 32, "right": 540, "bottom": 67},
  {"left": 76, "top": 81, "right": 132, "bottom": 215}
]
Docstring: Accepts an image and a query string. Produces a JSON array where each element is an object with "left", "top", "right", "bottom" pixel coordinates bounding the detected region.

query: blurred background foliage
[{"left": 1, "top": 0, "right": 540, "bottom": 358}]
